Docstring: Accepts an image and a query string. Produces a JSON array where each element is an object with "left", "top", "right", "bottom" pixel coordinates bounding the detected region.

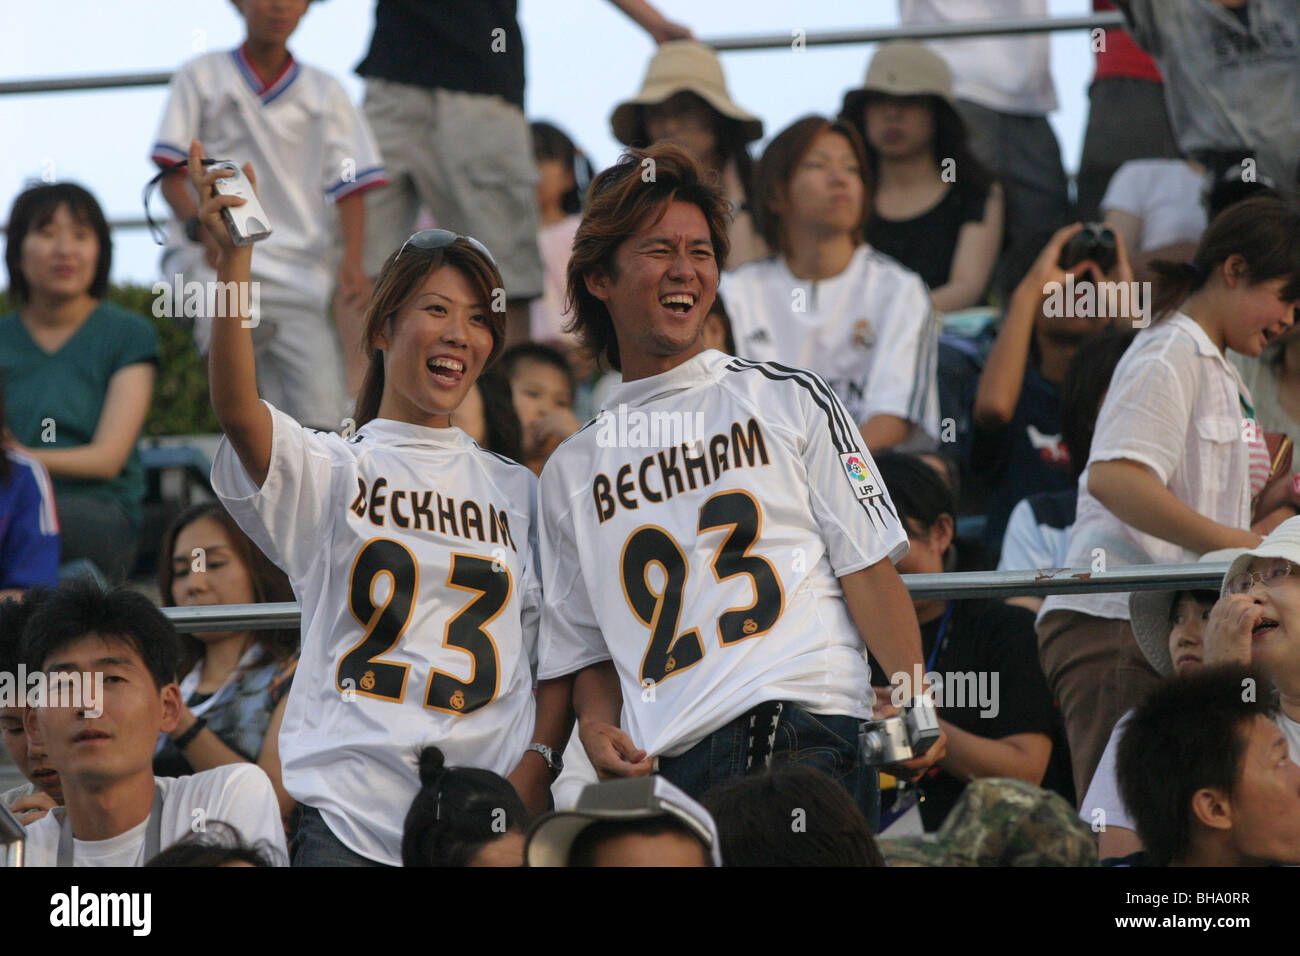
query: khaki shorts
[{"left": 362, "top": 79, "right": 543, "bottom": 299}]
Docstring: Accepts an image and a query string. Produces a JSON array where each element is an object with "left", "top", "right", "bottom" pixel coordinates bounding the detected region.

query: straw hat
[
  {"left": 840, "top": 40, "right": 959, "bottom": 127},
  {"left": 1129, "top": 548, "right": 1244, "bottom": 677},
  {"left": 610, "top": 40, "right": 763, "bottom": 146}
]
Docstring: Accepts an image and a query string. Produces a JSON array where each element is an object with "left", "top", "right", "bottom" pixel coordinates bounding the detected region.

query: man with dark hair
[
  {"left": 537, "top": 143, "right": 942, "bottom": 829},
  {"left": 0, "top": 591, "right": 61, "bottom": 824},
  {"left": 1115, "top": 665, "right": 1300, "bottom": 866},
  {"left": 18, "top": 583, "right": 287, "bottom": 866},
  {"left": 702, "top": 763, "right": 885, "bottom": 866}
]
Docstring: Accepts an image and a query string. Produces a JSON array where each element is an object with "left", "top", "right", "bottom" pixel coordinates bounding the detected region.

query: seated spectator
[
  {"left": 701, "top": 763, "right": 884, "bottom": 866},
  {"left": 0, "top": 183, "right": 158, "bottom": 585},
  {"left": 18, "top": 582, "right": 287, "bottom": 866},
  {"left": 529, "top": 121, "right": 594, "bottom": 356},
  {"left": 145, "top": 820, "right": 277, "bottom": 867},
  {"left": 0, "top": 379, "right": 58, "bottom": 598},
  {"left": 1114, "top": 664, "right": 1300, "bottom": 867},
  {"left": 1117, "top": 0, "right": 1300, "bottom": 198},
  {"left": 998, "top": 327, "right": 1136, "bottom": 601},
  {"left": 611, "top": 40, "right": 766, "bottom": 267},
  {"left": 973, "top": 223, "right": 1138, "bottom": 556},
  {"left": 880, "top": 777, "right": 1096, "bottom": 867},
  {"left": 499, "top": 344, "right": 582, "bottom": 475},
  {"left": 153, "top": 503, "right": 298, "bottom": 818},
  {"left": 525, "top": 776, "right": 720, "bottom": 867},
  {"left": 402, "top": 745, "right": 529, "bottom": 867},
  {"left": 870, "top": 452, "right": 1073, "bottom": 830},
  {"left": 1101, "top": 158, "right": 1207, "bottom": 282},
  {"left": 451, "top": 365, "right": 525, "bottom": 464},
  {"left": 722, "top": 115, "right": 939, "bottom": 452},
  {"left": 841, "top": 41, "right": 1003, "bottom": 313},
  {"left": 1037, "top": 196, "right": 1300, "bottom": 803},
  {"left": 0, "top": 590, "right": 60, "bottom": 825},
  {"left": 1207, "top": 518, "right": 1300, "bottom": 757},
  {"left": 1081, "top": 549, "right": 1240, "bottom": 859}
]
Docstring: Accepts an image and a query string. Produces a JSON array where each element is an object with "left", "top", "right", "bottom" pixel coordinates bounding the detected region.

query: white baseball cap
[
  {"left": 1129, "top": 548, "right": 1245, "bottom": 677},
  {"left": 524, "top": 776, "right": 721, "bottom": 867}
]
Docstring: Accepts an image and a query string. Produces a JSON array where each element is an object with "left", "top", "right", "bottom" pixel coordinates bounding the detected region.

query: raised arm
[
  {"left": 931, "top": 183, "right": 1004, "bottom": 314},
  {"left": 188, "top": 139, "right": 273, "bottom": 487},
  {"left": 605, "top": 0, "right": 693, "bottom": 42}
]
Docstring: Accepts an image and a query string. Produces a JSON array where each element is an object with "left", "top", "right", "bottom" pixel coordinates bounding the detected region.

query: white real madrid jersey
[
  {"left": 720, "top": 247, "right": 941, "bottom": 439},
  {"left": 213, "top": 403, "right": 539, "bottom": 866},
  {"left": 537, "top": 350, "right": 908, "bottom": 759}
]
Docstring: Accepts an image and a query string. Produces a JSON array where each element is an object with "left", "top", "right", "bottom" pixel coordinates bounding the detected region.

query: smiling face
[
  {"left": 779, "top": 129, "right": 866, "bottom": 241},
  {"left": 0, "top": 704, "right": 62, "bottom": 803},
  {"left": 24, "top": 633, "right": 180, "bottom": 790},
  {"left": 1168, "top": 593, "right": 1213, "bottom": 674},
  {"left": 585, "top": 199, "right": 719, "bottom": 379},
  {"left": 1222, "top": 269, "right": 1299, "bottom": 357},
  {"left": 19, "top": 202, "right": 99, "bottom": 304},
  {"left": 863, "top": 94, "right": 936, "bottom": 161},
  {"left": 374, "top": 265, "right": 497, "bottom": 428},
  {"left": 1221, "top": 715, "right": 1300, "bottom": 865}
]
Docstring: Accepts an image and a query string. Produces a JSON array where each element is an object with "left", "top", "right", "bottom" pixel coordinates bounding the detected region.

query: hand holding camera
[{"left": 185, "top": 139, "right": 271, "bottom": 260}]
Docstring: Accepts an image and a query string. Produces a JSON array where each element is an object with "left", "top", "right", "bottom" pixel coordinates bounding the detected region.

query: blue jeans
[
  {"left": 291, "top": 806, "right": 392, "bottom": 867},
  {"left": 656, "top": 703, "right": 881, "bottom": 831}
]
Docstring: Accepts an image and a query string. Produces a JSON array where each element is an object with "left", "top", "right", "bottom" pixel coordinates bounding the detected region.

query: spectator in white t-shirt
[
  {"left": 721, "top": 115, "right": 940, "bottom": 452},
  {"left": 1036, "top": 196, "right": 1300, "bottom": 804},
  {"left": 1101, "top": 158, "right": 1207, "bottom": 282},
  {"left": 17, "top": 583, "right": 287, "bottom": 866}
]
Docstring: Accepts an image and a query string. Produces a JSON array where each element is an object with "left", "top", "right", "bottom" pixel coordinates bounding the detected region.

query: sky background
[{"left": 1, "top": 0, "right": 1100, "bottom": 286}]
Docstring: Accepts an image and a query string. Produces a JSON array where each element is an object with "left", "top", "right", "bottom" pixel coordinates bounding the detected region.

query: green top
[{"left": 0, "top": 301, "right": 158, "bottom": 528}]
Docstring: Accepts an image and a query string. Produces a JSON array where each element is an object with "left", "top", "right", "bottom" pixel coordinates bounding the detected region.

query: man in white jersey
[
  {"left": 537, "top": 144, "right": 943, "bottom": 826},
  {"left": 19, "top": 584, "right": 287, "bottom": 866}
]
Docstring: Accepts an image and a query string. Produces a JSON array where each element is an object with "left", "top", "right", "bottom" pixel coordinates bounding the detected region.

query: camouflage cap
[{"left": 879, "top": 779, "right": 1098, "bottom": 867}]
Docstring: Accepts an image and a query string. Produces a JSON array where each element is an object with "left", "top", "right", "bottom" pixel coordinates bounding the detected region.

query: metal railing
[
  {"left": 160, "top": 560, "right": 1231, "bottom": 632},
  {"left": 0, "top": 10, "right": 1125, "bottom": 233}
]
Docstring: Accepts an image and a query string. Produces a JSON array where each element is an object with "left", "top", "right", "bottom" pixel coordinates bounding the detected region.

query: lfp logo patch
[{"left": 840, "top": 452, "right": 881, "bottom": 499}]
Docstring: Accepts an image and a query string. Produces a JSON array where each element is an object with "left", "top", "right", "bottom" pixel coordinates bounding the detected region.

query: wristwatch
[
  {"left": 527, "top": 742, "right": 563, "bottom": 777},
  {"left": 184, "top": 215, "right": 203, "bottom": 242}
]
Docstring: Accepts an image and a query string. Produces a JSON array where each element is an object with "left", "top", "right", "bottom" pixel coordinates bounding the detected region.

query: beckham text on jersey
[{"left": 348, "top": 477, "right": 517, "bottom": 551}]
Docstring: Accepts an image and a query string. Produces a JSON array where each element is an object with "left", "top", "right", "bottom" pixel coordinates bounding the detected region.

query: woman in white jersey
[
  {"left": 187, "top": 142, "right": 566, "bottom": 866},
  {"left": 1037, "top": 195, "right": 1300, "bottom": 806},
  {"left": 719, "top": 115, "right": 939, "bottom": 453}
]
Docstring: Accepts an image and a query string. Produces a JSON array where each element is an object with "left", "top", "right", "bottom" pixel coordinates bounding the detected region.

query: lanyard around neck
[{"left": 57, "top": 783, "right": 165, "bottom": 867}]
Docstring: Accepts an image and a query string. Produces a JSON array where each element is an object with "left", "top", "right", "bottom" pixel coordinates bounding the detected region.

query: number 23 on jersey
[{"left": 335, "top": 539, "right": 512, "bottom": 715}]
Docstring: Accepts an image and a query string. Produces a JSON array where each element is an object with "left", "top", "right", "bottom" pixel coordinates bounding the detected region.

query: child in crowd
[
  {"left": 18, "top": 583, "right": 287, "bottom": 867},
  {"left": 154, "top": 502, "right": 299, "bottom": 818},
  {"left": 530, "top": 121, "right": 594, "bottom": 353},
  {"left": 151, "top": 0, "right": 386, "bottom": 429},
  {"left": 402, "top": 745, "right": 529, "bottom": 867},
  {"left": 0, "top": 591, "right": 60, "bottom": 825},
  {"left": 499, "top": 344, "right": 582, "bottom": 476},
  {"left": 0, "top": 183, "right": 156, "bottom": 585}
]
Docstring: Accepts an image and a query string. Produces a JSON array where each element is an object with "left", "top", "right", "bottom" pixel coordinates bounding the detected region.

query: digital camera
[
  {"left": 210, "top": 161, "right": 272, "bottom": 246},
  {"left": 860, "top": 695, "right": 942, "bottom": 766},
  {"left": 1057, "top": 222, "right": 1117, "bottom": 274}
]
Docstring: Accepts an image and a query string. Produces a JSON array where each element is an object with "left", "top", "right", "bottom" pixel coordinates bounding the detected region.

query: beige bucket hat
[
  {"left": 840, "top": 40, "right": 959, "bottom": 126},
  {"left": 610, "top": 40, "right": 763, "bottom": 146}
]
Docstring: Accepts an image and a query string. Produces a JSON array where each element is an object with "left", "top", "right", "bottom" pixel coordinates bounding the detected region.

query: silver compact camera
[
  {"left": 210, "top": 161, "right": 272, "bottom": 245},
  {"left": 860, "top": 695, "right": 941, "bottom": 766}
]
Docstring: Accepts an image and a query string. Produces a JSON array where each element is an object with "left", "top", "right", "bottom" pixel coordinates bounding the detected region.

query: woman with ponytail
[
  {"left": 1037, "top": 195, "right": 1300, "bottom": 807},
  {"left": 402, "top": 745, "right": 529, "bottom": 867},
  {"left": 188, "top": 141, "right": 567, "bottom": 867}
]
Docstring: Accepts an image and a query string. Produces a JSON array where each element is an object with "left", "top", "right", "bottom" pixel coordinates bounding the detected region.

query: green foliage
[{"left": 0, "top": 283, "right": 219, "bottom": 436}]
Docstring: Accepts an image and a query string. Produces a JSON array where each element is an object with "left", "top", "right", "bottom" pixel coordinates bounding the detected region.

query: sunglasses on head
[{"left": 397, "top": 229, "right": 498, "bottom": 268}]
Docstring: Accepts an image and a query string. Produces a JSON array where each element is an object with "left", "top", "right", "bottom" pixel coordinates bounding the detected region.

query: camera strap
[
  {"left": 743, "top": 700, "right": 784, "bottom": 773},
  {"left": 141, "top": 158, "right": 217, "bottom": 245}
]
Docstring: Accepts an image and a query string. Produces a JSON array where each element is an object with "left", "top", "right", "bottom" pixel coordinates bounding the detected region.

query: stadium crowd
[{"left": 3, "top": 0, "right": 1300, "bottom": 868}]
